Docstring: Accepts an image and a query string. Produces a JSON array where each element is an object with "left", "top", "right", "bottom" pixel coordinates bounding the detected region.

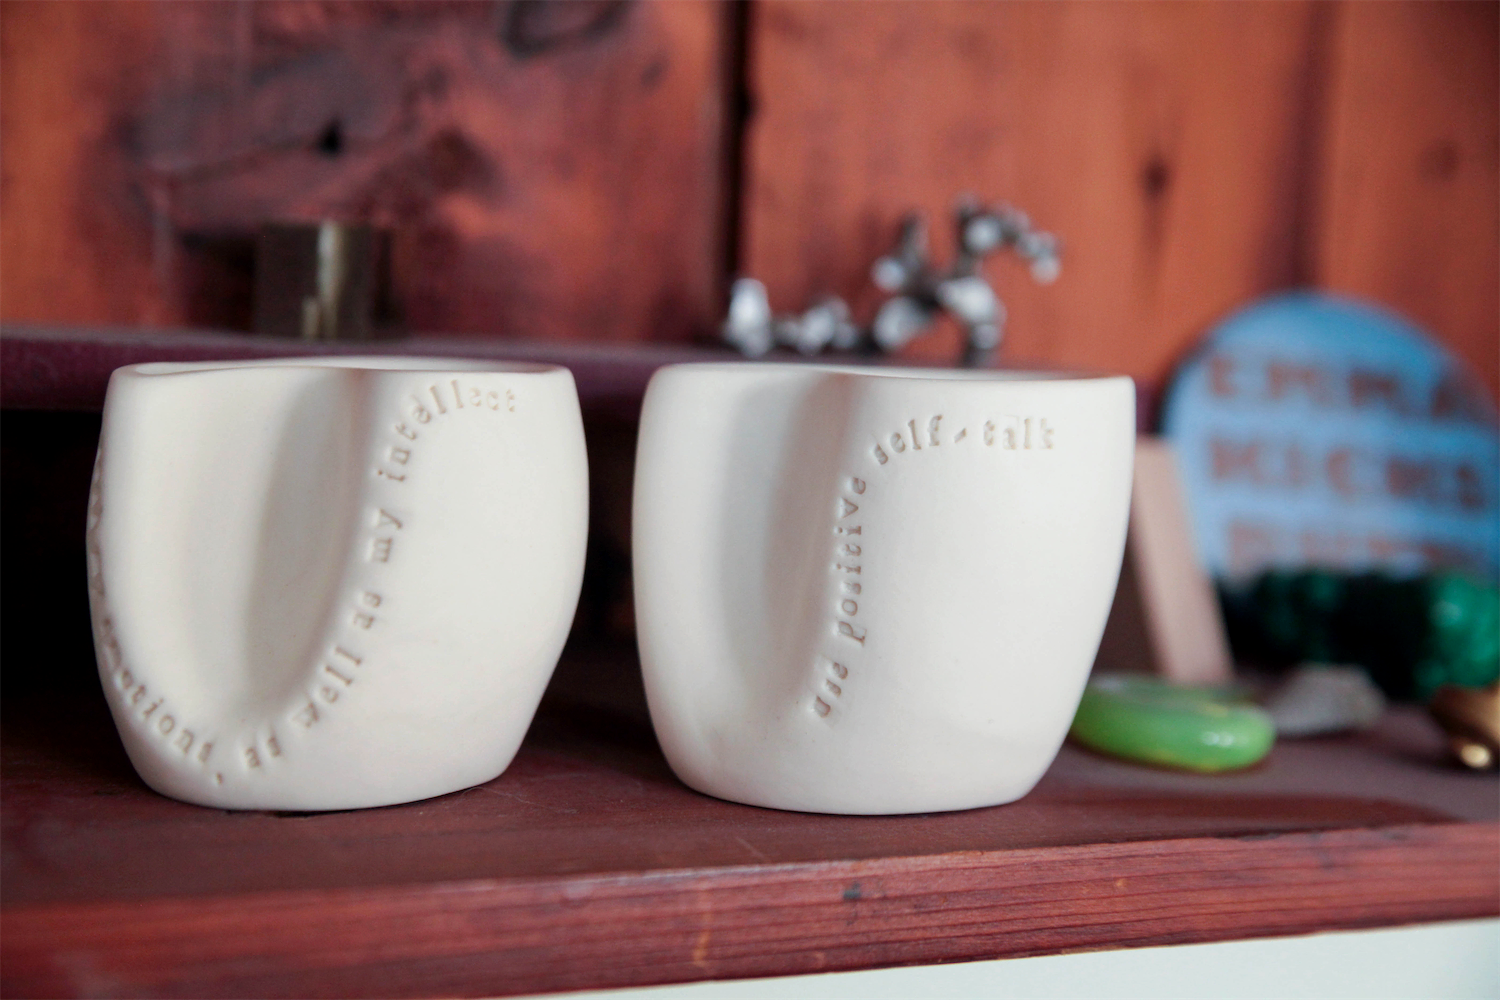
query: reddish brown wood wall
[
  {"left": 742, "top": 0, "right": 1326, "bottom": 379},
  {"left": 1312, "top": 1, "right": 1499, "bottom": 397},
  {"left": 741, "top": 0, "right": 1498, "bottom": 395},
  {"left": 0, "top": 0, "right": 729, "bottom": 342},
  {"left": 2, "top": 1, "right": 1495, "bottom": 396}
]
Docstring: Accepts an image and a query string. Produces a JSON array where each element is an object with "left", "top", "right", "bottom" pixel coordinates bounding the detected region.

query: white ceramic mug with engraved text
[
  {"left": 634, "top": 363, "right": 1135, "bottom": 814},
  {"left": 87, "top": 358, "right": 588, "bottom": 810}
]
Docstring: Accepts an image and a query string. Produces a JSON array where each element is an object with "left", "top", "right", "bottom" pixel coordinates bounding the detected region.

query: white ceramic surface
[
  {"left": 86, "top": 358, "right": 588, "bottom": 811},
  {"left": 634, "top": 363, "right": 1135, "bottom": 814}
]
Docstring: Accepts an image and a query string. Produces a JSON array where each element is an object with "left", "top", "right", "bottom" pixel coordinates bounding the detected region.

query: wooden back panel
[
  {"left": 740, "top": 0, "right": 1497, "bottom": 396},
  {"left": 0, "top": 0, "right": 730, "bottom": 342},
  {"left": 2, "top": 1, "right": 1495, "bottom": 397}
]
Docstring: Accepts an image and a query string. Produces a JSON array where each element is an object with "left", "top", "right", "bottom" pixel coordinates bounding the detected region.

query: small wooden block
[{"left": 1096, "top": 436, "right": 1234, "bottom": 684}]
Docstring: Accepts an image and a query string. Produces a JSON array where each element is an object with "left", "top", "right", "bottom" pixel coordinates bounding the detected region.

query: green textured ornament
[
  {"left": 1223, "top": 570, "right": 1500, "bottom": 702},
  {"left": 1412, "top": 574, "right": 1500, "bottom": 700},
  {"left": 1070, "top": 675, "right": 1275, "bottom": 773}
]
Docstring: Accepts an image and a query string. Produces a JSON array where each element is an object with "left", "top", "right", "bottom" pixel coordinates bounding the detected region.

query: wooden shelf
[
  {"left": 0, "top": 323, "right": 730, "bottom": 418},
  {"left": 1, "top": 324, "right": 1492, "bottom": 997},
  {"left": 3, "top": 644, "right": 1496, "bottom": 998},
  {"left": 0, "top": 325, "right": 1158, "bottom": 428}
]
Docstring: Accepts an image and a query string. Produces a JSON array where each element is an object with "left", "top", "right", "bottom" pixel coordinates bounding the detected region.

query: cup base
[{"left": 669, "top": 771, "right": 1046, "bottom": 817}]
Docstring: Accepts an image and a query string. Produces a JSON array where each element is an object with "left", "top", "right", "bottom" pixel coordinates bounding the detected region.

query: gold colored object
[
  {"left": 1453, "top": 738, "right": 1493, "bottom": 769},
  {"left": 254, "top": 222, "right": 392, "bottom": 341},
  {"left": 1429, "top": 682, "right": 1500, "bottom": 771}
]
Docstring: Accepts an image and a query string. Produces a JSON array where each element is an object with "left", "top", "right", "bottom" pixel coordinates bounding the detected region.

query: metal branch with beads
[{"left": 722, "top": 196, "right": 1060, "bottom": 367}]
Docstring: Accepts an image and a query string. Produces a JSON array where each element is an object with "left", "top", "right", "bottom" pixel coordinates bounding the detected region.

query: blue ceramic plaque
[{"left": 1161, "top": 293, "right": 1498, "bottom": 581}]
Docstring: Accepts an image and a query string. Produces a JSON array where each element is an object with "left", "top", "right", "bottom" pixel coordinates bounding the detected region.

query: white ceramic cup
[
  {"left": 86, "top": 358, "right": 588, "bottom": 811},
  {"left": 634, "top": 363, "right": 1135, "bottom": 814}
]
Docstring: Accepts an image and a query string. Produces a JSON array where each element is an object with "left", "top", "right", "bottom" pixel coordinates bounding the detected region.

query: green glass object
[{"left": 1069, "top": 675, "right": 1275, "bottom": 773}]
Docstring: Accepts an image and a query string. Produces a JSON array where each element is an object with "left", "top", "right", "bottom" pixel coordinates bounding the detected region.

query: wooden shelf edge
[
  {"left": 0, "top": 323, "right": 727, "bottom": 416},
  {"left": 0, "top": 324, "right": 1157, "bottom": 428},
  {"left": 4, "top": 820, "right": 1496, "bottom": 999}
]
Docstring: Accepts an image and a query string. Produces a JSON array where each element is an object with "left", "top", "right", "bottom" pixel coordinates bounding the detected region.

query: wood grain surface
[
  {"left": 1312, "top": 1, "right": 1499, "bottom": 397},
  {"left": 3, "top": 643, "right": 1496, "bottom": 997},
  {"left": 739, "top": 0, "right": 1497, "bottom": 396},
  {"left": 2, "top": 9, "right": 1497, "bottom": 993},
  {"left": 5, "top": 1, "right": 1494, "bottom": 401},
  {"left": 0, "top": 0, "right": 729, "bottom": 342},
  {"left": 740, "top": 1, "right": 1327, "bottom": 379}
]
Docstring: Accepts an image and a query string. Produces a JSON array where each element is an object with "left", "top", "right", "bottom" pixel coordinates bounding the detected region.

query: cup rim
[
  {"left": 652, "top": 361, "right": 1131, "bottom": 384},
  {"left": 119, "top": 356, "right": 565, "bottom": 378}
]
